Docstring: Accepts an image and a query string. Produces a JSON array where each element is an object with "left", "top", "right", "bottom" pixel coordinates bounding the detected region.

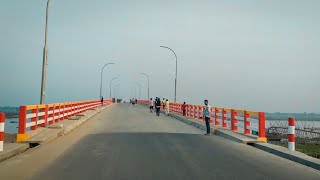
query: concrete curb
[
  {"left": 161, "top": 109, "right": 320, "bottom": 171},
  {"left": 253, "top": 143, "right": 320, "bottom": 170},
  {"left": 0, "top": 144, "right": 29, "bottom": 163}
]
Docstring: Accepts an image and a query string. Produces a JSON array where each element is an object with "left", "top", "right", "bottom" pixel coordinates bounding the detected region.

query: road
[{"left": 0, "top": 103, "right": 319, "bottom": 180}]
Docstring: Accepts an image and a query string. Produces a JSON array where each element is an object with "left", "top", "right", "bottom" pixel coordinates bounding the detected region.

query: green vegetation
[
  {"left": 296, "top": 143, "right": 320, "bottom": 159},
  {"left": 274, "top": 143, "right": 320, "bottom": 159}
]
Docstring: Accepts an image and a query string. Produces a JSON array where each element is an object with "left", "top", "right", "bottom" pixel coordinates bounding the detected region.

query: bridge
[{"left": 0, "top": 101, "right": 319, "bottom": 180}]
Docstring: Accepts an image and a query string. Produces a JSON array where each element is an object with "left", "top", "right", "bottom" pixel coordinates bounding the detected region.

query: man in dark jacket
[{"left": 155, "top": 98, "right": 161, "bottom": 116}]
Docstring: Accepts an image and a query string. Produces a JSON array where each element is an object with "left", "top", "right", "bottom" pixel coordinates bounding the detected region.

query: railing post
[
  {"left": 44, "top": 105, "right": 48, "bottom": 127},
  {"left": 49, "top": 105, "right": 55, "bottom": 125},
  {"left": 258, "top": 112, "right": 267, "bottom": 142},
  {"left": 69, "top": 103, "right": 73, "bottom": 117},
  {"left": 0, "top": 113, "right": 5, "bottom": 151},
  {"left": 31, "top": 107, "right": 38, "bottom": 130},
  {"left": 17, "top": 106, "right": 29, "bottom": 142},
  {"left": 231, "top": 109, "right": 235, "bottom": 131},
  {"left": 194, "top": 106, "right": 198, "bottom": 119},
  {"left": 72, "top": 103, "right": 75, "bottom": 116},
  {"left": 222, "top": 108, "right": 227, "bottom": 127},
  {"left": 66, "top": 103, "right": 70, "bottom": 119},
  {"left": 244, "top": 111, "right": 251, "bottom": 134},
  {"left": 198, "top": 106, "right": 202, "bottom": 120},
  {"left": 186, "top": 105, "right": 189, "bottom": 117},
  {"left": 62, "top": 103, "right": 66, "bottom": 120},
  {"left": 191, "top": 105, "right": 193, "bottom": 118},
  {"left": 76, "top": 102, "right": 79, "bottom": 115},
  {"left": 288, "top": 117, "right": 295, "bottom": 151},
  {"left": 191, "top": 105, "right": 194, "bottom": 118},
  {"left": 56, "top": 104, "right": 60, "bottom": 123},
  {"left": 173, "top": 103, "right": 175, "bottom": 112},
  {"left": 209, "top": 107, "right": 213, "bottom": 123},
  {"left": 80, "top": 102, "right": 83, "bottom": 113},
  {"left": 215, "top": 108, "right": 219, "bottom": 126}
]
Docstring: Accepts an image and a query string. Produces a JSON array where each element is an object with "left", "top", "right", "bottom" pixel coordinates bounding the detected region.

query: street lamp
[
  {"left": 109, "top": 77, "right": 119, "bottom": 99},
  {"left": 140, "top": 73, "right": 149, "bottom": 100},
  {"left": 99, "top": 62, "right": 115, "bottom": 99},
  {"left": 160, "top": 46, "right": 178, "bottom": 102},
  {"left": 40, "top": 0, "right": 51, "bottom": 104}
]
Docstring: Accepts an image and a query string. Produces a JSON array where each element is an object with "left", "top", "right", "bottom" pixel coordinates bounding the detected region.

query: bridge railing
[
  {"left": 170, "top": 102, "right": 266, "bottom": 142},
  {"left": 137, "top": 100, "right": 266, "bottom": 142},
  {"left": 17, "top": 100, "right": 112, "bottom": 142},
  {"left": 137, "top": 100, "right": 150, "bottom": 106}
]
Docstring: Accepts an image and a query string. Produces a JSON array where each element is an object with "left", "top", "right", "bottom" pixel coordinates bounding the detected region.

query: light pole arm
[
  {"left": 160, "top": 46, "right": 178, "bottom": 102},
  {"left": 160, "top": 46, "right": 177, "bottom": 65},
  {"left": 99, "top": 62, "right": 114, "bottom": 99}
]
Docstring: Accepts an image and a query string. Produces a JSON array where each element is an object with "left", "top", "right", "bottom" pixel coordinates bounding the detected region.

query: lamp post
[
  {"left": 40, "top": 0, "right": 51, "bottom": 104},
  {"left": 160, "top": 46, "right": 178, "bottom": 102},
  {"left": 140, "top": 73, "right": 149, "bottom": 100},
  {"left": 109, "top": 77, "right": 119, "bottom": 99},
  {"left": 99, "top": 62, "right": 115, "bottom": 99}
]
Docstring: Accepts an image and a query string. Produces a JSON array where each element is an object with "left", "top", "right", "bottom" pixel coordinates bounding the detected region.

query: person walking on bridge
[
  {"left": 162, "top": 98, "right": 166, "bottom": 110},
  {"left": 182, "top": 102, "right": 186, "bottom": 116},
  {"left": 149, "top": 98, "right": 153, "bottom": 113},
  {"left": 165, "top": 99, "right": 170, "bottom": 116},
  {"left": 203, "top": 100, "right": 211, "bottom": 135},
  {"left": 155, "top": 97, "right": 161, "bottom": 116}
]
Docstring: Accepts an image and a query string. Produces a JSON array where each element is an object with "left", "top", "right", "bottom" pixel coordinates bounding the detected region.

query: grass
[
  {"left": 295, "top": 143, "right": 320, "bottom": 159},
  {"left": 269, "top": 142, "right": 320, "bottom": 159}
]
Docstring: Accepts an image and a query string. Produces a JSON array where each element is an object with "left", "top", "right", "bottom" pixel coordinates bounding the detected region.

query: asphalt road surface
[{"left": 0, "top": 104, "right": 319, "bottom": 180}]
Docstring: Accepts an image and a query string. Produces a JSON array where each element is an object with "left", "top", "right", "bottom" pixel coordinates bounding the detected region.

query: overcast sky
[{"left": 0, "top": 0, "right": 319, "bottom": 113}]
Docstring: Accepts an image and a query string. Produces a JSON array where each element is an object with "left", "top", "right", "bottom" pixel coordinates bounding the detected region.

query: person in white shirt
[
  {"left": 203, "top": 100, "right": 211, "bottom": 135},
  {"left": 149, "top": 98, "right": 153, "bottom": 113}
]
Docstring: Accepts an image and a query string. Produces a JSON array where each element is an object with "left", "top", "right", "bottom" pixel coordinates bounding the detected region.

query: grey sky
[{"left": 0, "top": 0, "right": 319, "bottom": 113}]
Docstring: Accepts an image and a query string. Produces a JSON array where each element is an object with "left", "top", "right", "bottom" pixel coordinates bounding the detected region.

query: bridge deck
[{"left": 0, "top": 104, "right": 319, "bottom": 180}]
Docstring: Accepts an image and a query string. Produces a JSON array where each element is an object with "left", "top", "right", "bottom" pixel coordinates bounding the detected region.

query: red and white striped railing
[
  {"left": 169, "top": 103, "right": 266, "bottom": 142},
  {"left": 17, "top": 100, "right": 112, "bottom": 142},
  {"left": 0, "top": 113, "right": 5, "bottom": 151},
  {"left": 137, "top": 100, "right": 267, "bottom": 142}
]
